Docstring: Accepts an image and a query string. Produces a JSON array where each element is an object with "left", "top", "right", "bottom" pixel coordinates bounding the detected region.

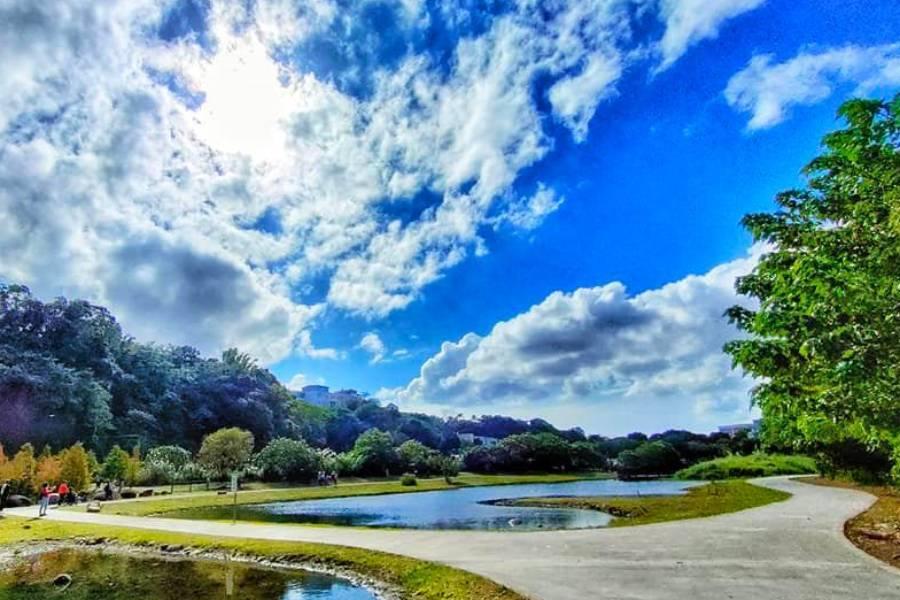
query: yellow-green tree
[
  {"left": 9, "top": 443, "right": 36, "bottom": 494},
  {"left": 59, "top": 443, "right": 92, "bottom": 492}
]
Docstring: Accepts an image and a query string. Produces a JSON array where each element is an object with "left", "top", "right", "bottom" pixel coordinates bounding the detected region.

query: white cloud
[
  {"left": 656, "top": 0, "right": 766, "bottom": 72},
  {"left": 0, "top": 0, "right": 747, "bottom": 363},
  {"left": 549, "top": 51, "right": 622, "bottom": 141},
  {"left": 359, "top": 332, "right": 387, "bottom": 364},
  {"left": 384, "top": 246, "right": 766, "bottom": 432},
  {"left": 493, "top": 184, "right": 565, "bottom": 231},
  {"left": 725, "top": 44, "right": 900, "bottom": 130}
]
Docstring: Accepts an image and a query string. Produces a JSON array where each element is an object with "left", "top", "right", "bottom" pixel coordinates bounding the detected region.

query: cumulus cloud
[
  {"left": 359, "top": 332, "right": 387, "bottom": 364},
  {"left": 0, "top": 0, "right": 749, "bottom": 362},
  {"left": 385, "top": 246, "right": 765, "bottom": 429},
  {"left": 656, "top": 0, "right": 766, "bottom": 71},
  {"left": 725, "top": 44, "right": 900, "bottom": 130}
]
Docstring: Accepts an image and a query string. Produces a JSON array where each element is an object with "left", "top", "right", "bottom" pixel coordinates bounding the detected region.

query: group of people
[
  {"left": 37, "top": 481, "right": 78, "bottom": 517},
  {"left": 316, "top": 470, "right": 338, "bottom": 486}
]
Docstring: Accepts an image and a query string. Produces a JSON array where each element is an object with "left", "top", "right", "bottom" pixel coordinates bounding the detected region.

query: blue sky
[{"left": 1, "top": 0, "right": 898, "bottom": 435}]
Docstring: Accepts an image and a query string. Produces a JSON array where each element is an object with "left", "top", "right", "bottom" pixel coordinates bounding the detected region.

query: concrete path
[{"left": 7, "top": 477, "right": 899, "bottom": 599}]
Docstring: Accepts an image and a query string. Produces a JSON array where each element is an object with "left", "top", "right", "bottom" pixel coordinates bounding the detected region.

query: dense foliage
[
  {"left": 726, "top": 96, "right": 900, "bottom": 482},
  {"left": 0, "top": 284, "right": 298, "bottom": 453}
]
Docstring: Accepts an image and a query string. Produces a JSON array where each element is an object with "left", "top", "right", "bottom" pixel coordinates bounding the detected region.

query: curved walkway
[{"left": 8, "top": 477, "right": 899, "bottom": 599}]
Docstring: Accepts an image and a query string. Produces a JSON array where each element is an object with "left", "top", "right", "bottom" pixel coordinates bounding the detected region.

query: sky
[{"left": 1, "top": 0, "right": 898, "bottom": 436}]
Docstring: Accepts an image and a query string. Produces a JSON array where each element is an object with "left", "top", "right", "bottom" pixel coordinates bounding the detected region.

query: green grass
[
  {"left": 674, "top": 454, "right": 817, "bottom": 480},
  {"left": 0, "top": 517, "right": 525, "bottom": 600},
  {"left": 84, "top": 472, "right": 611, "bottom": 517},
  {"left": 508, "top": 480, "right": 789, "bottom": 527}
]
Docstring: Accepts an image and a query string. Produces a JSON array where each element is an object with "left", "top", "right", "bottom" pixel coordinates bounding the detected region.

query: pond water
[
  {"left": 171, "top": 479, "right": 697, "bottom": 531},
  {"left": 0, "top": 549, "right": 376, "bottom": 600}
]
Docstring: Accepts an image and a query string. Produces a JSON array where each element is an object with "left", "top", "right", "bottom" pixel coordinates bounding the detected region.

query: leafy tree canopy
[{"left": 726, "top": 95, "right": 900, "bottom": 480}]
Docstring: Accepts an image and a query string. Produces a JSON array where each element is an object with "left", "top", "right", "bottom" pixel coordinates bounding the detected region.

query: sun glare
[{"left": 189, "top": 35, "right": 295, "bottom": 161}]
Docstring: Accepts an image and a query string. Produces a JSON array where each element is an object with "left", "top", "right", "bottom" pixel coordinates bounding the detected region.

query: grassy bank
[
  {"left": 802, "top": 477, "right": 900, "bottom": 570},
  {"left": 0, "top": 516, "right": 524, "bottom": 600},
  {"left": 507, "top": 480, "right": 789, "bottom": 527},
  {"left": 83, "top": 472, "right": 611, "bottom": 517},
  {"left": 674, "top": 454, "right": 817, "bottom": 480}
]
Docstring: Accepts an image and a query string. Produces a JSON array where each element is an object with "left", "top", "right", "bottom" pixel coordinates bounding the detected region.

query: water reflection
[
  {"left": 0, "top": 549, "right": 376, "bottom": 600},
  {"left": 172, "top": 478, "right": 697, "bottom": 531}
]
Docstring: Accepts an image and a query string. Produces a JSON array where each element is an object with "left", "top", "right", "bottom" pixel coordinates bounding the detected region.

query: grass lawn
[
  {"left": 83, "top": 472, "right": 611, "bottom": 517},
  {"left": 802, "top": 477, "right": 900, "bottom": 569},
  {"left": 0, "top": 516, "right": 524, "bottom": 600},
  {"left": 506, "top": 480, "right": 790, "bottom": 526},
  {"left": 674, "top": 454, "right": 817, "bottom": 480}
]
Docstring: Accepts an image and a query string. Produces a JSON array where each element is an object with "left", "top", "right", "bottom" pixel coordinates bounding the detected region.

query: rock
[
  {"left": 5, "top": 495, "right": 32, "bottom": 508},
  {"left": 217, "top": 490, "right": 228, "bottom": 495},
  {"left": 53, "top": 574, "right": 72, "bottom": 590},
  {"left": 139, "top": 489, "right": 154, "bottom": 497},
  {"left": 859, "top": 529, "right": 894, "bottom": 541},
  {"left": 160, "top": 544, "right": 184, "bottom": 553},
  {"left": 86, "top": 501, "right": 102, "bottom": 513},
  {"left": 120, "top": 489, "right": 137, "bottom": 499}
]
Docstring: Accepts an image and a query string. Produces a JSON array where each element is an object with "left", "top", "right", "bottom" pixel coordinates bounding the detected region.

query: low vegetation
[
  {"left": 508, "top": 480, "right": 790, "bottom": 527},
  {"left": 0, "top": 517, "right": 524, "bottom": 600},
  {"left": 674, "top": 454, "right": 817, "bottom": 480}
]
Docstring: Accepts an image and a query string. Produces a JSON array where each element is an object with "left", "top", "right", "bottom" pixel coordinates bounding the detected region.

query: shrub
[
  {"left": 675, "top": 454, "right": 817, "bottom": 480},
  {"left": 400, "top": 473, "right": 417, "bottom": 486}
]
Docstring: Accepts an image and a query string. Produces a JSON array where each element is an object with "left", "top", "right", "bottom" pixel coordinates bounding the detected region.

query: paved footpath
[{"left": 8, "top": 477, "right": 900, "bottom": 600}]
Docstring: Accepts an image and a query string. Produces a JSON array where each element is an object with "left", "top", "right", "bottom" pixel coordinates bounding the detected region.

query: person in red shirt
[
  {"left": 58, "top": 482, "right": 70, "bottom": 505},
  {"left": 38, "top": 483, "right": 50, "bottom": 517}
]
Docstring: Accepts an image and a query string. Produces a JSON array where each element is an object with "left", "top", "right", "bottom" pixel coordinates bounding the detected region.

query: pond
[
  {"left": 0, "top": 549, "right": 377, "bottom": 600},
  {"left": 170, "top": 479, "right": 698, "bottom": 531}
]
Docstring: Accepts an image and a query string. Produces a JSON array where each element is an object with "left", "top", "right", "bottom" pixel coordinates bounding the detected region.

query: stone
[
  {"left": 53, "top": 574, "right": 72, "bottom": 590},
  {"left": 5, "top": 495, "right": 32, "bottom": 508},
  {"left": 86, "top": 501, "right": 102, "bottom": 513}
]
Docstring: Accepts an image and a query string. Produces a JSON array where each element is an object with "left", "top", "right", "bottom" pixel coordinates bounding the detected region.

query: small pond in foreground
[
  {"left": 0, "top": 549, "right": 376, "bottom": 600},
  {"left": 170, "top": 479, "right": 698, "bottom": 531}
]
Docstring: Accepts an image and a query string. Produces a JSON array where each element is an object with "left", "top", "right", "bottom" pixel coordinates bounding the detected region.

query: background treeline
[{"left": 0, "top": 283, "right": 765, "bottom": 492}]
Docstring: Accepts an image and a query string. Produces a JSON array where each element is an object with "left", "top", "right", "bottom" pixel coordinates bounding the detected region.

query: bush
[
  {"left": 675, "top": 454, "right": 817, "bottom": 480},
  {"left": 400, "top": 473, "right": 417, "bottom": 486}
]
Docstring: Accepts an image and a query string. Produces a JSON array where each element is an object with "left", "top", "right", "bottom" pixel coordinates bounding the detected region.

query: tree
[
  {"left": 397, "top": 440, "right": 432, "bottom": 473},
  {"left": 101, "top": 445, "right": 130, "bottom": 487},
  {"left": 197, "top": 427, "right": 254, "bottom": 479},
  {"left": 254, "top": 437, "right": 320, "bottom": 482},
  {"left": 59, "top": 443, "right": 92, "bottom": 491},
  {"left": 145, "top": 445, "right": 192, "bottom": 493},
  {"left": 616, "top": 441, "right": 682, "bottom": 479},
  {"left": 347, "top": 429, "right": 396, "bottom": 476},
  {"left": 725, "top": 95, "right": 900, "bottom": 481}
]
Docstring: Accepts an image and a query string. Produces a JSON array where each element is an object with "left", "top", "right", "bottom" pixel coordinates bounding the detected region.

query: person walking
[
  {"left": 38, "top": 483, "right": 50, "bottom": 517},
  {"left": 0, "top": 480, "right": 10, "bottom": 514}
]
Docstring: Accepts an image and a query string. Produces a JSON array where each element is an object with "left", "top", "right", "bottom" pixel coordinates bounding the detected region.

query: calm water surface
[
  {"left": 174, "top": 479, "right": 697, "bottom": 531},
  {"left": 0, "top": 549, "right": 375, "bottom": 600}
]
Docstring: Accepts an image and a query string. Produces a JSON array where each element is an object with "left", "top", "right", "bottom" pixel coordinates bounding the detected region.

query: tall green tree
[{"left": 726, "top": 95, "right": 900, "bottom": 480}]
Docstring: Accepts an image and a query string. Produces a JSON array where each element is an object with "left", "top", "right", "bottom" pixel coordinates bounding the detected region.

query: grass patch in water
[
  {"left": 83, "top": 472, "right": 611, "bottom": 517},
  {"left": 0, "top": 517, "right": 524, "bottom": 600},
  {"left": 506, "top": 480, "right": 789, "bottom": 526}
]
